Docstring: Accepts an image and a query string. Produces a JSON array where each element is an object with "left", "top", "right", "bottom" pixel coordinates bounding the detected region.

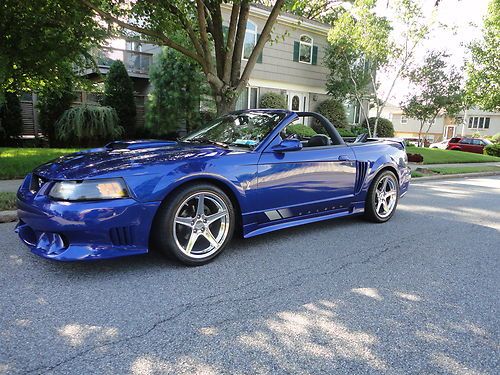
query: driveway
[{"left": 1, "top": 177, "right": 499, "bottom": 374}]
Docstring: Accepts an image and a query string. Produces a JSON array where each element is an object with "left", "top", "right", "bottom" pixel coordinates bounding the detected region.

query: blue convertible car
[{"left": 16, "top": 110, "right": 410, "bottom": 265}]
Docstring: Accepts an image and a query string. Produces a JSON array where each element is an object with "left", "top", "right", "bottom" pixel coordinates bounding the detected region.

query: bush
[
  {"left": 484, "top": 143, "right": 500, "bottom": 157},
  {"left": 315, "top": 99, "right": 348, "bottom": 129},
  {"left": 0, "top": 92, "right": 23, "bottom": 145},
  {"left": 287, "top": 124, "right": 317, "bottom": 138},
  {"left": 147, "top": 48, "right": 204, "bottom": 136},
  {"left": 56, "top": 104, "right": 122, "bottom": 147},
  {"left": 337, "top": 128, "right": 356, "bottom": 137},
  {"left": 407, "top": 153, "right": 424, "bottom": 163},
  {"left": 259, "top": 92, "right": 287, "bottom": 109},
  {"left": 38, "top": 79, "right": 75, "bottom": 147},
  {"left": 491, "top": 133, "right": 500, "bottom": 143},
  {"left": 102, "top": 60, "right": 136, "bottom": 137},
  {"left": 365, "top": 117, "right": 395, "bottom": 137}
]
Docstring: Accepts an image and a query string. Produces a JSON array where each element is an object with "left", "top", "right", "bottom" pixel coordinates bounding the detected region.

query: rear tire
[
  {"left": 152, "top": 183, "right": 235, "bottom": 266},
  {"left": 364, "top": 170, "right": 399, "bottom": 223}
]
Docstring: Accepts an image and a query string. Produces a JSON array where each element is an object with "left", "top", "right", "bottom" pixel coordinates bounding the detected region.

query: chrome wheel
[
  {"left": 375, "top": 175, "right": 397, "bottom": 218},
  {"left": 173, "top": 192, "right": 230, "bottom": 259}
]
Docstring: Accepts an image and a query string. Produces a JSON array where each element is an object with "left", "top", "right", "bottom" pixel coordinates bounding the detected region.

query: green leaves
[
  {"left": 401, "top": 51, "right": 463, "bottom": 129},
  {"left": 146, "top": 47, "right": 205, "bottom": 135},
  {"left": 102, "top": 61, "right": 136, "bottom": 137},
  {"left": 465, "top": 0, "right": 500, "bottom": 112},
  {"left": 0, "top": 0, "right": 105, "bottom": 92}
]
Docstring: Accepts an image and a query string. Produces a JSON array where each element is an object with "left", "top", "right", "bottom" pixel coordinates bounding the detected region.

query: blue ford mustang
[{"left": 16, "top": 110, "right": 410, "bottom": 265}]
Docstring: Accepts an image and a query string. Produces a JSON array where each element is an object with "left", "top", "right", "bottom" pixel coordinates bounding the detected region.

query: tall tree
[
  {"left": 465, "top": 0, "right": 500, "bottom": 112},
  {"left": 0, "top": 91, "right": 23, "bottom": 145},
  {"left": 401, "top": 51, "right": 463, "bottom": 146},
  {"left": 147, "top": 48, "right": 205, "bottom": 136},
  {"left": 81, "top": 0, "right": 287, "bottom": 115},
  {"left": 102, "top": 61, "right": 137, "bottom": 138},
  {"left": 327, "top": 0, "right": 432, "bottom": 136},
  {"left": 38, "top": 73, "right": 75, "bottom": 147},
  {"left": 0, "top": 0, "right": 105, "bottom": 97}
]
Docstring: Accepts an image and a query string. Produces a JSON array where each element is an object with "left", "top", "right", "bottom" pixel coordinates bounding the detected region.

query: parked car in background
[
  {"left": 447, "top": 137, "right": 492, "bottom": 154},
  {"left": 430, "top": 139, "right": 451, "bottom": 149}
]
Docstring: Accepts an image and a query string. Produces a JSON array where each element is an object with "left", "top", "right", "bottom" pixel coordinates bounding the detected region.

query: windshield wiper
[{"left": 185, "top": 138, "right": 229, "bottom": 149}]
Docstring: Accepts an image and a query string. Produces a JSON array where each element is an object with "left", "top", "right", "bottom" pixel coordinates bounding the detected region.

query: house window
[
  {"left": 235, "top": 87, "right": 260, "bottom": 110},
  {"left": 401, "top": 116, "right": 408, "bottom": 124},
  {"left": 299, "top": 35, "right": 313, "bottom": 64},
  {"left": 243, "top": 21, "right": 257, "bottom": 60},
  {"left": 126, "top": 41, "right": 142, "bottom": 52},
  {"left": 468, "top": 116, "right": 491, "bottom": 129}
]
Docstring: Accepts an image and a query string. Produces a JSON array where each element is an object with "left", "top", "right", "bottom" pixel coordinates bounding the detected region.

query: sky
[{"left": 375, "top": 0, "right": 490, "bottom": 105}]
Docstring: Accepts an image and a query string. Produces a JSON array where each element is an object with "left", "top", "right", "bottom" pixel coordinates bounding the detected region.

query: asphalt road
[{"left": 1, "top": 177, "right": 499, "bottom": 375}]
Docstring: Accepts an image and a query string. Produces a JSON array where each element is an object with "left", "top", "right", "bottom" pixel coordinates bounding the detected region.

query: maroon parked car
[{"left": 446, "top": 137, "right": 491, "bottom": 154}]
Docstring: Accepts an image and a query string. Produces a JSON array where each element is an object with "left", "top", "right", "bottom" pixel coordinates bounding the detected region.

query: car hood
[{"left": 33, "top": 140, "right": 234, "bottom": 180}]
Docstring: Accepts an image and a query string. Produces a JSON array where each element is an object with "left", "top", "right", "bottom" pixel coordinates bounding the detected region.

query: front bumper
[{"left": 16, "top": 174, "right": 161, "bottom": 261}]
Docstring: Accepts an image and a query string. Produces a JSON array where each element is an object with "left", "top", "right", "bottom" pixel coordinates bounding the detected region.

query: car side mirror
[{"left": 272, "top": 139, "right": 303, "bottom": 153}]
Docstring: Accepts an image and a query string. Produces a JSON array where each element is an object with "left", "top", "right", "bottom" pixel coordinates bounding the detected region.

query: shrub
[
  {"left": 287, "top": 124, "right": 317, "bottom": 138},
  {"left": 56, "top": 104, "right": 122, "bottom": 146},
  {"left": 407, "top": 153, "right": 424, "bottom": 163},
  {"left": 259, "top": 92, "right": 287, "bottom": 109},
  {"left": 337, "top": 128, "right": 356, "bottom": 137},
  {"left": 38, "top": 79, "right": 75, "bottom": 147},
  {"left": 0, "top": 92, "right": 23, "bottom": 145},
  {"left": 315, "top": 99, "right": 348, "bottom": 128},
  {"left": 102, "top": 60, "right": 136, "bottom": 137},
  {"left": 484, "top": 143, "right": 500, "bottom": 157},
  {"left": 365, "top": 117, "right": 395, "bottom": 137},
  {"left": 147, "top": 48, "right": 204, "bottom": 136},
  {"left": 491, "top": 133, "right": 500, "bottom": 143}
]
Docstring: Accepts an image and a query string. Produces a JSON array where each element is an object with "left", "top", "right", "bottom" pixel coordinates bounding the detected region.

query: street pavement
[{"left": 0, "top": 177, "right": 499, "bottom": 375}]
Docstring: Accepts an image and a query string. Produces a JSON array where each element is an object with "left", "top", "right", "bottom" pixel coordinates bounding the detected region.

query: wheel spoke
[
  {"left": 382, "top": 199, "right": 389, "bottom": 213},
  {"left": 196, "top": 194, "right": 205, "bottom": 217},
  {"left": 175, "top": 216, "right": 193, "bottom": 227},
  {"left": 386, "top": 191, "right": 397, "bottom": 199},
  {"left": 381, "top": 177, "right": 388, "bottom": 192},
  {"left": 185, "top": 231, "right": 200, "bottom": 254},
  {"left": 202, "top": 228, "right": 219, "bottom": 248},
  {"left": 206, "top": 210, "right": 227, "bottom": 225},
  {"left": 376, "top": 199, "right": 383, "bottom": 213}
]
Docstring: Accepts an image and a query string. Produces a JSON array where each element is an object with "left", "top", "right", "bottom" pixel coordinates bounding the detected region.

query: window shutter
[
  {"left": 257, "top": 33, "right": 263, "bottom": 63},
  {"left": 293, "top": 41, "right": 300, "bottom": 62},
  {"left": 312, "top": 46, "right": 318, "bottom": 65}
]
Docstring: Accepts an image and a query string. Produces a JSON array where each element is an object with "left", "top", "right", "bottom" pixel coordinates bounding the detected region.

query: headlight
[{"left": 48, "top": 178, "right": 130, "bottom": 201}]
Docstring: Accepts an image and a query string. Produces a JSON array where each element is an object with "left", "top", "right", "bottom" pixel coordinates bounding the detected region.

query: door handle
[{"left": 338, "top": 155, "right": 350, "bottom": 161}]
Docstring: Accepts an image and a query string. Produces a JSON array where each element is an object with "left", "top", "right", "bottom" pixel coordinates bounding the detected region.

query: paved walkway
[
  {"left": 0, "top": 179, "right": 23, "bottom": 193},
  {"left": 409, "top": 161, "right": 500, "bottom": 170}
]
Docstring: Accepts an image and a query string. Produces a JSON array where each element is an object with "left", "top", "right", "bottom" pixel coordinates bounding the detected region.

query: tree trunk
[{"left": 214, "top": 87, "right": 238, "bottom": 116}]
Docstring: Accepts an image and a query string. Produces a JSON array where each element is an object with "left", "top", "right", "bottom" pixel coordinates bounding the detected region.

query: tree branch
[
  {"left": 222, "top": 3, "right": 240, "bottom": 84},
  {"left": 80, "top": 0, "right": 204, "bottom": 66},
  {"left": 231, "top": 1, "right": 250, "bottom": 86},
  {"left": 237, "top": 0, "right": 286, "bottom": 92}
]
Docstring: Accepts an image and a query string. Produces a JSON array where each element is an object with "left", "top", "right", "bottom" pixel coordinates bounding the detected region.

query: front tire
[
  {"left": 364, "top": 170, "right": 399, "bottom": 223},
  {"left": 153, "top": 183, "right": 235, "bottom": 266}
]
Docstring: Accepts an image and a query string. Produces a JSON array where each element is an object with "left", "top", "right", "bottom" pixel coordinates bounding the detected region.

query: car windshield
[{"left": 182, "top": 112, "right": 285, "bottom": 149}]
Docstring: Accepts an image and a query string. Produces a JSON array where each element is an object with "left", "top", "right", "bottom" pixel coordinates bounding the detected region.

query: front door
[
  {"left": 446, "top": 126, "right": 455, "bottom": 139},
  {"left": 287, "top": 92, "right": 309, "bottom": 124}
]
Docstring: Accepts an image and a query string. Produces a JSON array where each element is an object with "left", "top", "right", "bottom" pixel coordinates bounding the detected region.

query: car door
[{"left": 255, "top": 119, "right": 356, "bottom": 223}]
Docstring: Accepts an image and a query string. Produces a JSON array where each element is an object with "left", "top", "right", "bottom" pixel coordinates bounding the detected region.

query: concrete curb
[
  {"left": 0, "top": 210, "right": 17, "bottom": 223},
  {"left": 412, "top": 171, "right": 500, "bottom": 182}
]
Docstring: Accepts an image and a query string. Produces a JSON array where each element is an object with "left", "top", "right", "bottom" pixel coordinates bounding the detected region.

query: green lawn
[
  {"left": 0, "top": 192, "right": 17, "bottom": 211},
  {"left": 0, "top": 147, "right": 81, "bottom": 180},
  {"left": 406, "top": 146, "right": 500, "bottom": 164}
]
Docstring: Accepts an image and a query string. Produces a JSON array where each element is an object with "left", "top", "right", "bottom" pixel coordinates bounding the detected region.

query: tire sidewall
[{"left": 154, "top": 184, "right": 235, "bottom": 266}]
